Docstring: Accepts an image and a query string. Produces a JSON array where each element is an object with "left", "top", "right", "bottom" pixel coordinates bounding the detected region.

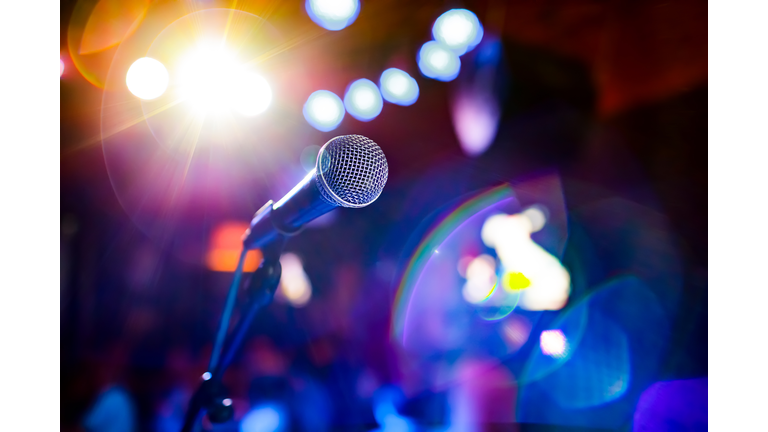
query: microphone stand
[{"left": 180, "top": 236, "right": 285, "bottom": 432}]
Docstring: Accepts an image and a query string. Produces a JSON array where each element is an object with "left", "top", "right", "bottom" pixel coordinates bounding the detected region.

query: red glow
[{"left": 206, "top": 221, "right": 262, "bottom": 272}]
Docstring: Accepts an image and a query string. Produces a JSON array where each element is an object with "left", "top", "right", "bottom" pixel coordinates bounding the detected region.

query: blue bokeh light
[
  {"left": 379, "top": 68, "right": 419, "bottom": 106},
  {"left": 240, "top": 404, "right": 285, "bottom": 432},
  {"left": 305, "top": 0, "right": 360, "bottom": 31},
  {"left": 343, "top": 79, "right": 383, "bottom": 121},
  {"left": 417, "top": 41, "right": 461, "bottom": 82},
  {"left": 432, "top": 9, "right": 484, "bottom": 55},
  {"left": 303, "top": 90, "right": 345, "bottom": 132}
]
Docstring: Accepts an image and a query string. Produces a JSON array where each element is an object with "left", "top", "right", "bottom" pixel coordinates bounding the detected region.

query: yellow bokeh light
[{"left": 126, "top": 57, "right": 169, "bottom": 100}]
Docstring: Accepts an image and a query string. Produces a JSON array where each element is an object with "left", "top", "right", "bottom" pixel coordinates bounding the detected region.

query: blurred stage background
[{"left": 60, "top": 0, "right": 707, "bottom": 431}]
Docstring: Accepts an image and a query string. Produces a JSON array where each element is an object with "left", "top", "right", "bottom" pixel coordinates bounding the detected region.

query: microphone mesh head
[{"left": 316, "top": 135, "right": 388, "bottom": 208}]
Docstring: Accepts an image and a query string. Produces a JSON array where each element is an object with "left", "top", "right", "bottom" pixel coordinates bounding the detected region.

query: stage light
[
  {"left": 60, "top": 58, "right": 64, "bottom": 77},
  {"left": 126, "top": 57, "right": 169, "bottom": 100},
  {"left": 540, "top": 329, "right": 568, "bottom": 358},
  {"left": 379, "top": 68, "right": 419, "bottom": 106},
  {"left": 306, "top": 0, "right": 360, "bottom": 31},
  {"left": 233, "top": 72, "right": 273, "bottom": 117},
  {"left": 303, "top": 90, "right": 345, "bottom": 131},
  {"left": 344, "top": 79, "right": 383, "bottom": 121},
  {"left": 418, "top": 41, "right": 461, "bottom": 82},
  {"left": 276, "top": 253, "right": 312, "bottom": 307},
  {"left": 432, "top": 9, "right": 484, "bottom": 55}
]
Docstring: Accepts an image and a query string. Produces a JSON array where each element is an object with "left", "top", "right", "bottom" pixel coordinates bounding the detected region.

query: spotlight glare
[
  {"left": 233, "top": 72, "right": 273, "bottom": 117},
  {"left": 540, "top": 329, "right": 568, "bottom": 358},
  {"left": 303, "top": 90, "right": 345, "bottom": 132},
  {"left": 379, "top": 68, "right": 419, "bottom": 106},
  {"left": 344, "top": 79, "right": 383, "bottom": 121},
  {"left": 126, "top": 57, "right": 169, "bottom": 100},
  {"left": 417, "top": 41, "right": 461, "bottom": 82},
  {"left": 306, "top": 0, "right": 360, "bottom": 31},
  {"left": 432, "top": 9, "right": 484, "bottom": 55},
  {"left": 177, "top": 44, "right": 240, "bottom": 115},
  {"left": 60, "top": 58, "right": 64, "bottom": 77}
]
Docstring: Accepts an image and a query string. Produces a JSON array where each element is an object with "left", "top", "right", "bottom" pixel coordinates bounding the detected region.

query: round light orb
[
  {"left": 177, "top": 44, "right": 241, "bottom": 115},
  {"left": 60, "top": 58, "right": 65, "bottom": 77},
  {"left": 432, "top": 9, "right": 484, "bottom": 55},
  {"left": 379, "top": 68, "right": 419, "bottom": 106},
  {"left": 126, "top": 57, "right": 169, "bottom": 100},
  {"left": 303, "top": 90, "right": 345, "bottom": 132},
  {"left": 417, "top": 41, "right": 461, "bottom": 82},
  {"left": 233, "top": 72, "right": 272, "bottom": 117},
  {"left": 306, "top": 0, "right": 360, "bottom": 31},
  {"left": 343, "top": 79, "right": 383, "bottom": 121}
]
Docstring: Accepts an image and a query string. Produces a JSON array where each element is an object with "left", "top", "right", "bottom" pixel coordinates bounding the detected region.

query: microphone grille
[{"left": 316, "top": 135, "right": 389, "bottom": 208}]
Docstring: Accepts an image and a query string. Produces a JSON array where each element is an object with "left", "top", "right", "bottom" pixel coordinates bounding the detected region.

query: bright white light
[
  {"left": 379, "top": 68, "right": 419, "bottom": 106},
  {"left": 240, "top": 404, "right": 285, "bottom": 432},
  {"left": 126, "top": 57, "right": 169, "bottom": 100},
  {"left": 303, "top": 90, "right": 345, "bottom": 131},
  {"left": 344, "top": 79, "right": 383, "bottom": 121},
  {"left": 481, "top": 211, "right": 570, "bottom": 311},
  {"left": 522, "top": 205, "right": 547, "bottom": 233},
  {"left": 177, "top": 44, "right": 240, "bottom": 114},
  {"left": 233, "top": 72, "right": 273, "bottom": 117},
  {"left": 461, "top": 254, "right": 497, "bottom": 304},
  {"left": 540, "top": 329, "right": 568, "bottom": 358},
  {"left": 276, "top": 253, "right": 312, "bottom": 307},
  {"left": 432, "top": 9, "right": 484, "bottom": 55},
  {"left": 418, "top": 41, "right": 461, "bottom": 82},
  {"left": 60, "top": 58, "right": 65, "bottom": 77},
  {"left": 306, "top": 0, "right": 360, "bottom": 31}
]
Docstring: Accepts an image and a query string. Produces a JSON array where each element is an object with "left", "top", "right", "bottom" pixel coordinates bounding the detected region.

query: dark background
[{"left": 60, "top": 0, "right": 707, "bottom": 430}]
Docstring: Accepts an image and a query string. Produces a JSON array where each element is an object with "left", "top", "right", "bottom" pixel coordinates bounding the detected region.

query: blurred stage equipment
[{"left": 181, "top": 135, "right": 388, "bottom": 432}]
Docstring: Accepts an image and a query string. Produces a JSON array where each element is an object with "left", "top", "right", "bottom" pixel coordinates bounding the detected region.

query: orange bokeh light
[{"left": 206, "top": 221, "right": 262, "bottom": 272}]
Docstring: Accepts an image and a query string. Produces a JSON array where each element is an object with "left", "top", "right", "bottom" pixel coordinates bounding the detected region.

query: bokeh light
[
  {"left": 481, "top": 208, "right": 570, "bottom": 311},
  {"left": 206, "top": 221, "right": 263, "bottom": 272},
  {"left": 418, "top": 41, "right": 461, "bottom": 82},
  {"left": 303, "top": 90, "right": 345, "bottom": 132},
  {"left": 344, "top": 79, "right": 384, "bottom": 121},
  {"left": 240, "top": 403, "right": 285, "bottom": 432},
  {"left": 60, "top": 58, "right": 65, "bottom": 77},
  {"left": 432, "top": 9, "right": 484, "bottom": 55},
  {"left": 126, "top": 57, "right": 169, "bottom": 100},
  {"left": 276, "top": 253, "right": 312, "bottom": 308},
  {"left": 540, "top": 329, "right": 567, "bottom": 358},
  {"left": 501, "top": 314, "right": 532, "bottom": 352},
  {"left": 461, "top": 254, "right": 497, "bottom": 304},
  {"left": 300, "top": 145, "right": 321, "bottom": 172},
  {"left": 379, "top": 68, "right": 419, "bottom": 106},
  {"left": 451, "top": 90, "right": 500, "bottom": 157},
  {"left": 306, "top": 0, "right": 360, "bottom": 31}
]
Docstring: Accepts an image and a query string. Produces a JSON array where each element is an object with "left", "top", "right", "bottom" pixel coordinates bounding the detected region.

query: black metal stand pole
[{"left": 180, "top": 238, "right": 285, "bottom": 432}]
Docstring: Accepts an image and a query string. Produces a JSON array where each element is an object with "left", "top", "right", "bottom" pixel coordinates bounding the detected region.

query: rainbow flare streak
[{"left": 390, "top": 184, "right": 516, "bottom": 344}]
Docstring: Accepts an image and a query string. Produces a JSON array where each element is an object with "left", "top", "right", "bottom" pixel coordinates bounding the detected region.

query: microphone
[{"left": 242, "top": 134, "right": 389, "bottom": 250}]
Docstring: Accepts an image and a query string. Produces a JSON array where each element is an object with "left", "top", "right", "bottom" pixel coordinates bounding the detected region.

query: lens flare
[
  {"left": 462, "top": 255, "right": 497, "bottom": 304},
  {"left": 176, "top": 43, "right": 271, "bottom": 116},
  {"left": 432, "top": 9, "right": 484, "bottom": 55},
  {"left": 418, "top": 41, "right": 461, "bottom": 82},
  {"left": 344, "top": 79, "right": 383, "bottom": 121},
  {"left": 306, "top": 0, "right": 360, "bottom": 31},
  {"left": 126, "top": 57, "right": 169, "bottom": 100},
  {"left": 303, "top": 90, "right": 345, "bottom": 131},
  {"left": 379, "top": 68, "right": 419, "bottom": 106}
]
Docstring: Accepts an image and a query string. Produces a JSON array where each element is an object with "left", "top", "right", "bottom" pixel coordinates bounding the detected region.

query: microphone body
[{"left": 242, "top": 135, "right": 388, "bottom": 250}]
